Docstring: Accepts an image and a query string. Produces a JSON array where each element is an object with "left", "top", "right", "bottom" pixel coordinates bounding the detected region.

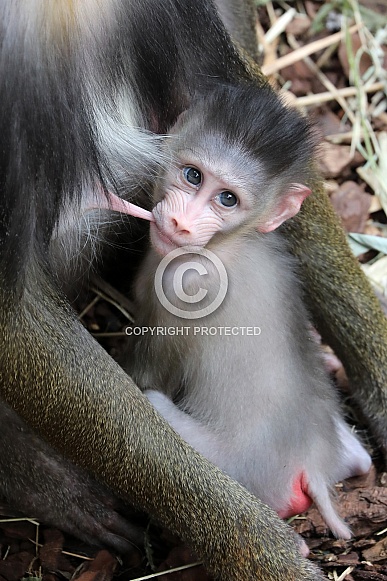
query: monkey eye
[
  {"left": 216, "top": 191, "right": 238, "bottom": 208},
  {"left": 183, "top": 166, "right": 202, "bottom": 186}
]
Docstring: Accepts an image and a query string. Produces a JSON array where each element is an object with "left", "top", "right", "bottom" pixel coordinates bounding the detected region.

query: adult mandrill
[{"left": 0, "top": 2, "right": 386, "bottom": 581}]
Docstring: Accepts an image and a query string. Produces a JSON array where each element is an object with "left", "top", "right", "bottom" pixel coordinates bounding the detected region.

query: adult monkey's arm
[
  {"left": 0, "top": 275, "right": 323, "bottom": 581},
  {"left": 216, "top": 0, "right": 387, "bottom": 457}
]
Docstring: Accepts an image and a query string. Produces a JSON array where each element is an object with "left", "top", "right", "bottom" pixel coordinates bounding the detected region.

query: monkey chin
[{"left": 150, "top": 222, "right": 179, "bottom": 256}]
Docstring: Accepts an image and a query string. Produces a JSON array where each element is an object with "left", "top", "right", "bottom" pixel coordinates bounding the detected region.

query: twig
[
  {"left": 264, "top": 8, "right": 296, "bottom": 45},
  {"left": 325, "top": 130, "right": 363, "bottom": 144},
  {"left": 294, "top": 81, "right": 385, "bottom": 107},
  {"left": 91, "top": 276, "right": 136, "bottom": 322},
  {"left": 262, "top": 23, "right": 362, "bottom": 76},
  {"left": 129, "top": 562, "right": 203, "bottom": 580},
  {"left": 286, "top": 33, "right": 356, "bottom": 124},
  {"left": 336, "top": 566, "right": 355, "bottom": 581}
]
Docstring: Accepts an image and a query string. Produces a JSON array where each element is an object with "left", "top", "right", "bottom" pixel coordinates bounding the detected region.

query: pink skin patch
[
  {"left": 87, "top": 191, "right": 155, "bottom": 222},
  {"left": 277, "top": 472, "right": 313, "bottom": 518},
  {"left": 106, "top": 194, "right": 155, "bottom": 222}
]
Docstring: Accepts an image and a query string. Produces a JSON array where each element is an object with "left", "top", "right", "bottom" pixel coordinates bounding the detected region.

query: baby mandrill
[{"left": 122, "top": 81, "right": 371, "bottom": 539}]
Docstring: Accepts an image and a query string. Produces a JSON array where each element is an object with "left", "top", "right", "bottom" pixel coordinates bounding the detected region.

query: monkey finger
[
  {"left": 94, "top": 510, "right": 145, "bottom": 548},
  {"left": 321, "top": 352, "right": 342, "bottom": 374},
  {"left": 64, "top": 503, "right": 144, "bottom": 554},
  {"left": 66, "top": 483, "right": 146, "bottom": 549}
]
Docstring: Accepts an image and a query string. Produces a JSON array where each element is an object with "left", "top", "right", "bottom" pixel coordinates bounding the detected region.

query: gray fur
[{"left": 122, "top": 85, "right": 371, "bottom": 540}]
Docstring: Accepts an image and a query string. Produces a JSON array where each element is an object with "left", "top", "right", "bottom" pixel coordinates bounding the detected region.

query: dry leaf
[
  {"left": 286, "top": 15, "right": 311, "bottom": 37},
  {"left": 363, "top": 538, "right": 387, "bottom": 563},
  {"left": 72, "top": 550, "right": 117, "bottom": 581},
  {"left": 330, "top": 181, "right": 372, "bottom": 232},
  {"left": 318, "top": 142, "right": 353, "bottom": 178}
]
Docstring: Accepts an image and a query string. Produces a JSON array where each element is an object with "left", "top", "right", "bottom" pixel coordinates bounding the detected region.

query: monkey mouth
[{"left": 150, "top": 222, "right": 179, "bottom": 256}]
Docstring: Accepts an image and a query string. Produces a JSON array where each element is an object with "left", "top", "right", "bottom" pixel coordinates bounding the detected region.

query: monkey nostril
[
  {"left": 177, "top": 227, "right": 191, "bottom": 236},
  {"left": 171, "top": 217, "right": 191, "bottom": 235}
]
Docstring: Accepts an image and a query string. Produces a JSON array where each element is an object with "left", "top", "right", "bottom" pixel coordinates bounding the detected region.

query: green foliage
[
  {"left": 348, "top": 233, "right": 387, "bottom": 256},
  {"left": 312, "top": 0, "right": 387, "bottom": 33}
]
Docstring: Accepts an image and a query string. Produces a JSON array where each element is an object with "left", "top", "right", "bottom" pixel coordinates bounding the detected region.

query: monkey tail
[{"left": 307, "top": 476, "right": 351, "bottom": 540}]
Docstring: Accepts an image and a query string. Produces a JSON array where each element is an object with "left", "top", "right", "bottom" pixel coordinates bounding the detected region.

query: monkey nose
[{"left": 171, "top": 216, "right": 191, "bottom": 236}]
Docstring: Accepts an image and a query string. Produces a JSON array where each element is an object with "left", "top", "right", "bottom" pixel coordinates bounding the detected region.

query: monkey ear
[{"left": 258, "top": 184, "right": 311, "bottom": 233}]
